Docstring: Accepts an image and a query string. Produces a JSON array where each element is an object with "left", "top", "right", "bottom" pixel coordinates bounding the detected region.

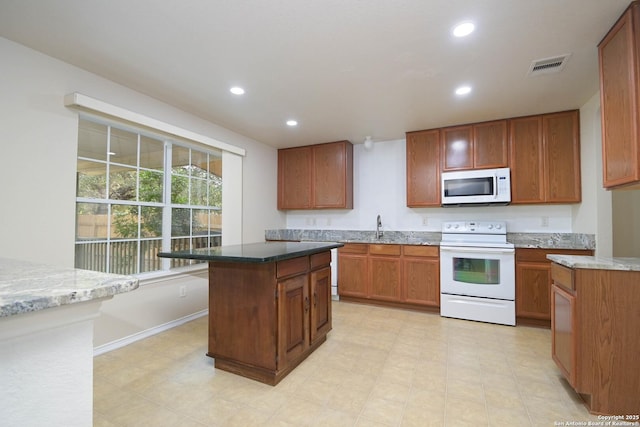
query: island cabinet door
[
  {"left": 310, "top": 266, "right": 332, "bottom": 344},
  {"left": 277, "top": 274, "right": 310, "bottom": 370}
]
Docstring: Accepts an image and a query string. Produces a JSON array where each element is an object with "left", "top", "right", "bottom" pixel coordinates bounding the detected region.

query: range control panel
[{"left": 442, "top": 221, "right": 507, "bottom": 234}]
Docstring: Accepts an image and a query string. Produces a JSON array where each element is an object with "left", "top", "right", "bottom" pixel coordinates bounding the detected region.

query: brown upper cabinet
[
  {"left": 408, "top": 111, "right": 580, "bottom": 207},
  {"left": 441, "top": 120, "right": 508, "bottom": 171},
  {"left": 509, "top": 110, "right": 581, "bottom": 204},
  {"left": 277, "top": 140, "right": 353, "bottom": 210},
  {"left": 599, "top": 1, "right": 640, "bottom": 189},
  {"left": 406, "top": 129, "right": 441, "bottom": 207}
]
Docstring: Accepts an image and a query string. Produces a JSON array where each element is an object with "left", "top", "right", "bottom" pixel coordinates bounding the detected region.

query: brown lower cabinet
[
  {"left": 551, "top": 263, "right": 640, "bottom": 416},
  {"left": 515, "top": 248, "right": 592, "bottom": 327},
  {"left": 208, "top": 251, "right": 332, "bottom": 385},
  {"left": 338, "top": 243, "right": 439, "bottom": 309}
]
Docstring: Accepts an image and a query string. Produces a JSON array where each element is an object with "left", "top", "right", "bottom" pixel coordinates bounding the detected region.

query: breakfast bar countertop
[
  {"left": 547, "top": 254, "right": 640, "bottom": 271},
  {"left": 158, "top": 241, "right": 343, "bottom": 263},
  {"left": 0, "top": 257, "right": 139, "bottom": 318}
]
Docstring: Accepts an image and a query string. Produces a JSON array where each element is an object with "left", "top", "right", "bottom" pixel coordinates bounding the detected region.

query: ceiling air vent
[{"left": 527, "top": 54, "right": 571, "bottom": 77}]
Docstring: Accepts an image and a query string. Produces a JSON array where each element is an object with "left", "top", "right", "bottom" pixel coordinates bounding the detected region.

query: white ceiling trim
[{"left": 64, "top": 92, "right": 246, "bottom": 156}]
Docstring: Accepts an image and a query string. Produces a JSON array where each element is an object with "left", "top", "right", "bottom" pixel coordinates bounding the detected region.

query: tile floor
[{"left": 94, "top": 301, "right": 600, "bottom": 426}]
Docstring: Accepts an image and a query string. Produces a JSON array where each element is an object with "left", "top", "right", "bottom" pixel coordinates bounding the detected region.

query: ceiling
[{"left": 0, "top": 0, "right": 632, "bottom": 148}]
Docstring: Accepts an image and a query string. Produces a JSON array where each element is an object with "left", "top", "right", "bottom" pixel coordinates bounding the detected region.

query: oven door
[{"left": 440, "top": 245, "right": 515, "bottom": 300}]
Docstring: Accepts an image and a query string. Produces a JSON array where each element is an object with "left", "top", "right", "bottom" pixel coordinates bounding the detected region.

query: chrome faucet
[{"left": 376, "top": 214, "right": 383, "bottom": 239}]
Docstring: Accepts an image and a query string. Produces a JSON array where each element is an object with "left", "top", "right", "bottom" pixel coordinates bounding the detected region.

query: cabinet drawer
[
  {"left": 369, "top": 244, "right": 401, "bottom": 256},
  {"left": 339, "top": 243, "right": 368, "bottom": 254},
  {"left": 310, "top": 251, "right": 331, "bottom": 269},
  {"left": 277, "top": 256, "right": 309, "bottom": 278},
  {"left": 516, "top": 248, "right": 551, "bottom": 263},
  {"left": 516, "top": 248, "right": 594, "bottom": 262},
  {"left": 403, "top": 245, "right": 438, "bottom": 257},
  {"left": 551, "top": 263, "right": 575, "bottom": 292}
]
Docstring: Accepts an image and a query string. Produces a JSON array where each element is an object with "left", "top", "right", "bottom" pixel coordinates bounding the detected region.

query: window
[{"left": 75, "top": 117, "right": 222, "bottom": 275}]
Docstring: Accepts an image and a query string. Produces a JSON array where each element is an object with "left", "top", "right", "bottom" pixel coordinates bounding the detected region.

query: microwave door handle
[{"left": 493, "top": 174, "right": 498, "bottom": 199}]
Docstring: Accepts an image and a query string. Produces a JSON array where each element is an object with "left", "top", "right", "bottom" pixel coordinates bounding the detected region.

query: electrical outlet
[
  {"left": 541, "top": 216, "right": 549, "bottom": 227},
  {"left": 179, "top": 285, "right": 187, "bottom": 297},
  {"left": 422, "top": 216, "right": 428, "bottom": 226}
]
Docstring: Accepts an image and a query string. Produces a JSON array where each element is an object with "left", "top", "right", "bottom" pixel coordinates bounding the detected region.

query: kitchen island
[{"left": 158, "top": 241, "right": 342, "bottom": 385}]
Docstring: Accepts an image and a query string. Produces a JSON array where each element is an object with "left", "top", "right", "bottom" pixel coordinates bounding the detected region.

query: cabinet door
[
  {"left": 338, "top": 253, "right": 368, "bottom": 297},
  {"left": 442, "top": 126, "right": 473, "bottom": 171},
  {"left": 516, "top": 262, "right": 551, "bottom": 320},
  {"left": 403, "top": 257, "right": 440, "bottom": 306},
  {"left": 277, "top": 146, "right": 312, "bottom": 209},
  {"left": 277, "top": 274, "right": 309, "bottom": 369},
  {"left": 599, "top": 3, "right": 640, "bottom": 188},
  {"left": 313, "top": 141, "right": 353, "bottom": 208},
  {"left": 406, "top": 130, "right": 441, "bottom": 207},
  {"left": 473, "top": 120, "right": 508, "bottom": 169},
  {"left": 369, "top": 256, "right": 401, "bottom": 301},
  {"left": 310, "top": 266, "right": 332, "bottom": 344},
  {"left": 509, "top": 116, "right": 545, "bottom": 203},
  {"left": 551, "top": 284, "right": 577, "bottom": 387},
  {"left": 544, "top": 111, "right": 581, "bottom": 202}
]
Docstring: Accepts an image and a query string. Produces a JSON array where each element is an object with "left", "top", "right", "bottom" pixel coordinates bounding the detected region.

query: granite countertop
[
  {"left": 265, "top": 229, "right": 596, "bottom": 250},
  {"left": 0, "top": 258, "right": 140, "bottom": 318},
  {"left": 158, "top": 241, "right": 343, "bottom": 263},
  {"left": 547, "top": 254, "right": 640, "bottom": 271}
]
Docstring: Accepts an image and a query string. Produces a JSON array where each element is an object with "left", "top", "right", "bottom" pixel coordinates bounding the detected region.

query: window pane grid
[{"left": 75, "top": 118, "right": 222, "bottom": 275}]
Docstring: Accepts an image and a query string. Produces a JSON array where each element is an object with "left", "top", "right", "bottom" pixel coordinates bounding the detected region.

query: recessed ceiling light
[
  {"left": 286, "top": 120, "right": 298, "bottom": 127},
  {"left": 455, "top": 85, "right": 472, "bottom": 96},
  {"left": 452, "top": 22, "right": 475, "bottom": 37},
  {"left": 229, "top": 86, "right": 245, "bottom": 95}
]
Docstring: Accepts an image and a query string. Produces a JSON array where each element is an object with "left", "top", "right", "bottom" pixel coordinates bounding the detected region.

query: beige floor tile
[
  {"left": 444, "top": 398, "right": 489, "bottom": 427},
  {"left": 369, "top": 378, "right": 412, "bottom": 403},
  {"left": 221, "top": 406, "right": 273, "bottom": 427},
  {"left": 445, "top": 378, "right": 485, "bottom": 404},
  {"left": 270, "top": 397, "right": 325, "bottom": 426},
  {"left": 360, "top": 396, "right": 406, "bottom": 426},
  {"left": 484, "top": 384, "right": 527, "bottom": 411},
  {"left": 94, "top": 301, "right": 597, "bottom": 427},
  {"left": 107, "top": 394, "right": 186, "bottom": 427},
  {"left": 488, "top": 407, "right": 532, "bottom": 426},
  {"left": 326, "top": 384, "right": 371, "bottom": 415},
  {"left": 401, "top": 402, "right": 445, "bottom": 427},
  {"left": 312, "top": 408, "right": 359, "bottom": 427},
  {"left": 407, "top": 388, "right": 446, "bottom": 410},
  {"left": 181, "top": 396, "right": 244, "bottom": 425}
]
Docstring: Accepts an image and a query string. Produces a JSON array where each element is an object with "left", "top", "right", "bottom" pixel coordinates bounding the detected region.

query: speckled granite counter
[
  {"left": 0, "top": 257, "right": 139, "bottom": 318},
  {"left": 266, "top": 229, "right": 440, "bottom": 245},
  {"left": 508, "top": 233, "right": 595, "bottom": 250},
  {"left": 265, "top": 229, "right": 596, "bottom": 250},
  {"left": 547, "top": 254, "right": 640, "bottom": 271},
  {"left": 1, "top": 258, "right": 140, "bottom": 427}
]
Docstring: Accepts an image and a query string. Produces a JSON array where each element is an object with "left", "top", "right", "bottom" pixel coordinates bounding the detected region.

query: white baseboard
[{"left": 93, "top": 309, "right": 208, "bottom": 356}]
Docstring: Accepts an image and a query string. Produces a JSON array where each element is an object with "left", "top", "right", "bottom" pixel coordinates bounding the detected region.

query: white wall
[
  {"left": 0, "top": 37, "right": 285, "bottom": 348},
  {"left": 612, "top": 189, "right": 640, "bottom": 257},
  {"left": 573, "top": 92, "right": 613, "bottom": 257},
  {"left": 286, "top": 102, "right": 607, "bottom": 237}
]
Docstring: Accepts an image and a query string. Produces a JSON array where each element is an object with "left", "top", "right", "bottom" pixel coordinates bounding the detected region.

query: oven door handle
[{"left": 440, "top": 246, "right": 515, "bottom": 254}]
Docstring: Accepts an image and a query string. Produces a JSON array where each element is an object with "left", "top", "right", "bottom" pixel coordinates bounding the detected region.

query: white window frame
[{"left": 67, "top": 92, "right": 244, "bottom": 278}]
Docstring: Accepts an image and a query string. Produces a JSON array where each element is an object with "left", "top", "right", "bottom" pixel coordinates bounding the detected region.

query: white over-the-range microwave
[{"left": 441, "top": 167, "right": 511, "bottom": 207}]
